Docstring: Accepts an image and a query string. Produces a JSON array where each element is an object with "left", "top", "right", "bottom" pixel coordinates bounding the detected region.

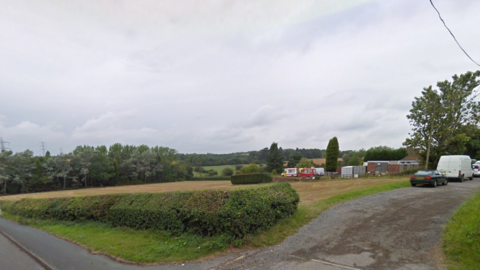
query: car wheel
[
  {"left": 444, "top": 179, "right": 448, "bottom": 186},
  {"left": 411, "top": 183, "right": 416, "bottom": 187},
  {"left": 469, "top": 176, "right": 473, "bottom": 180},
  {"left": 432, "top": 180, "right": 437, "bottom": 188}
]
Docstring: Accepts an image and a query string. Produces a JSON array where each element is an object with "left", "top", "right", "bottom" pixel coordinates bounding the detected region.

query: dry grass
[{"left": 0, "top": 178, "right": 406, "bottom": 205}]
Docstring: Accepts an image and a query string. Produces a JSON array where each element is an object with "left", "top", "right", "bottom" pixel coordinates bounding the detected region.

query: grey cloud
[{"left": 1, "top": 0, "right": 479, "bottom": 155}]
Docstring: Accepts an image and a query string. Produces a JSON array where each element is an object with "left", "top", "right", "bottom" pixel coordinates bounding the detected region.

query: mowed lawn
[{"left": 0, "top": 177, "right": 407, "bottom": 205}]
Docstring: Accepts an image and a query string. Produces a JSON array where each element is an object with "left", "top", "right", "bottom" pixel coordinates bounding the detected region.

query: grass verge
[
  {"left": 443, "top": 191, "right": 480, "bottom": 270},
  {"left": 2, "top": 180, "right": 410, "bottom": 264}
]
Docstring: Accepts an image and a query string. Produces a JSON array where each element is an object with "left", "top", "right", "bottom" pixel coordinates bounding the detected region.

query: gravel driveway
[{"left": 209, "top": 179, "right": 480, "bottom": 270}]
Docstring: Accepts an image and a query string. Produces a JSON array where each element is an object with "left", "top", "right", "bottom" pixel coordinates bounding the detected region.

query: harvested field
[{"left": 0, "top": 178, "right": 407, "bottom": 205}]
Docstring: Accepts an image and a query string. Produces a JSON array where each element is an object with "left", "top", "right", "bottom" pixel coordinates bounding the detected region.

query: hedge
[
  {"left": 189, "top": 176, "right": 230, "bottom": 181},
  {"left": 231, "top": 173, "right": 272, "bottom": 185},
  {"left": 0, "top": 183, "right": 299, "bottom": 238}
]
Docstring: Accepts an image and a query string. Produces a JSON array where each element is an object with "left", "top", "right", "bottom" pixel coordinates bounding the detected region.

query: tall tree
[
  {"left": 72, "top": 146, "right": 95, "bottom": 187},
  {"left": 287, "top": 152, "right": 303, "bottom": 168},
  {"left": 405, "top": 70, "right": 480, "bottom": 167},
  {"left": 0, "top": 151, "right": 12, "bottom": 195},
  {"left": 8, "top": 150, "right": 35, "bottom": 192},
  {"left": 295, "top": 158, "right": 313, "bottom": 169},
  {"left": 266, "top": 142, "right": 284, "bottom": 174},
  {"left": 326, "top": 137, "right": 339, "bottom": 172}
]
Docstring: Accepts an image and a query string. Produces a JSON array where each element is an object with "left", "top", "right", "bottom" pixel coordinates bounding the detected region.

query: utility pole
[
  {"left": 60, "top": 148, "right": 63, "bottom": 155},
  {"left": 0, "top": 137, "right": 10, "bottom": 151}
]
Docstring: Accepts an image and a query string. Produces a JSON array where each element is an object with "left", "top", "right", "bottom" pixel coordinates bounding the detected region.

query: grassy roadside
[
  {"left": 443, "top": 191, "right": 480, "bottom": 270},
  {"left": 1, "top": 180, "right": 410, "bottom": 264}
]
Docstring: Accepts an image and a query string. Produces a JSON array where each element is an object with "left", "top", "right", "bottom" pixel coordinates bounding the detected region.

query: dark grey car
[{"left": 410, "top": 170, "right": 447, "bottom": 187}]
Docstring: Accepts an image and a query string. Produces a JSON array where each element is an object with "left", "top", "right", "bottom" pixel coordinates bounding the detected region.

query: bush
[
  {"left": 207, "top": 170, "right": 218, "bottom": 176},
  {"left": 231, "top": 173, "right": 272, "bottom": 185},
  {"left": 238, "top": 164, "right": 259, "bottom": 174},
  {"left": 1, "top": 183, "right": 298, "bottom": 238},
  {"left": 221, "top": 167, "right": 234, "bottom": 176}
]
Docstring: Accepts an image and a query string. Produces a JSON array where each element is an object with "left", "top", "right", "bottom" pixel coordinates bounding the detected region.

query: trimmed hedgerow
[
  {"left": 231, "top": 173, "right": 272, "bottom": 185},
  {"left": 1, "top": 183, "right": 298, "bottom": 238}
]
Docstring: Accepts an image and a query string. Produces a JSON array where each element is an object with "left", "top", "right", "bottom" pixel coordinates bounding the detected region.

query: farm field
[
  {"left": 0, "top": 177, "right": 407, "bottom": 205},
  {"left": 193, "top": 164, "right": 249, "bottom": 176}
]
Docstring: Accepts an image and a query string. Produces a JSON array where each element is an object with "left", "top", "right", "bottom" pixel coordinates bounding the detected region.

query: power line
[{"left": 429, "top": 0, "right": 480, "bottom": 67}]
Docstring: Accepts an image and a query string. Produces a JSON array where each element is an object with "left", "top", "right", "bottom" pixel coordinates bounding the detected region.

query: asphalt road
[
  {"left": 0, "top": 179, "right": 479, "bottom": 270},
  {"left": 0, "top": 231, "right": 45, "bottom": 270}
]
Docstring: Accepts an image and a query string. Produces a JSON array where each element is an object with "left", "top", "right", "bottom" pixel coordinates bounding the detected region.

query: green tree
[
  {"left": 326, "top": 137, "right": 339, "bottom": 172},
  {"left": 0, "top": 151, "right": 12, "bottom": 195},
  {"left": 221, "top": 167, "right": 234, "bottom": 176},
  {"left": 266, "top": 142, "right": 284, "bottom": 173},
  {"left": 287, "top": 152, "right": 303, "bottom": 167},
  {"left": 8, "top": 150, "right": 35, "bottom": 193},
  {"left": 404, "top": 70, "right": 480, "bottom": 168},
  {"left": 295, "top": 157, "right": 313, "bottom": 168},
  {"left": 112, "top": 158, "right": 120, "bottom": 186},
  {"left": 239, "top": 164, "right": 259, "bottom": 174}
]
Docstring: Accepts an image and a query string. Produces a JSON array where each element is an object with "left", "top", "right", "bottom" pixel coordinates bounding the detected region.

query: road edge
[{"left": 0, "top": 222, "right": 58, "bottom": 270}]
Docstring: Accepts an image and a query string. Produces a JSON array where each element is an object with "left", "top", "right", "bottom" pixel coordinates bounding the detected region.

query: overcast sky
[{"left": 1, "top": 0, "right": 479, "bottom": 155}]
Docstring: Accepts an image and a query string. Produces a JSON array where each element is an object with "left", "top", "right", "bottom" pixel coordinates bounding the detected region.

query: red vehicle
[{"left": 299, "top": 168, "right": 317, "bottom": 179}]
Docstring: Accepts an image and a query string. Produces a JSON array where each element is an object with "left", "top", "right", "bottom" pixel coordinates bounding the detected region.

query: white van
[{"left": 436, "top": 155, "right": 473, "bottom": 182}]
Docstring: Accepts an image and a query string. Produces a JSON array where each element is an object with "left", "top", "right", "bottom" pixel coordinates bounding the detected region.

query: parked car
[
  {"left": 436, "top": 155, "right": 473, "bottom": 182},
  {"left": 472, "top": 164, "right": 480, "bottom": 177},
  {"left": 410, "top": 170, "right": 448, "bottom": 187}
]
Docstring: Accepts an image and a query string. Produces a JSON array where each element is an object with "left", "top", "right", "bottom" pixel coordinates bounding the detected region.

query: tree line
[{"left": 0, "top": 143, "right": 193, "bottom": 195}]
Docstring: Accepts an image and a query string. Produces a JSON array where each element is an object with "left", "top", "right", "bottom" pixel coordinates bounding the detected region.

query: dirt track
[{"left": 0, "top": 178, "right": 405, "bottom": 206}]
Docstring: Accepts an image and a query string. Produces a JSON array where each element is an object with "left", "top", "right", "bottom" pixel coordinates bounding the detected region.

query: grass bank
[
  {"left": 1, "top": 180, "right": 409, "bottom": 264},
  {"left": 443, "top": 191, "right": 480, "bottom": 270}
]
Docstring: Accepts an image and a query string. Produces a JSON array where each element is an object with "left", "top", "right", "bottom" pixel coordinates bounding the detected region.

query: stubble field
[{"left": 0, "top": 177, "right": 407, "bottom": 205}]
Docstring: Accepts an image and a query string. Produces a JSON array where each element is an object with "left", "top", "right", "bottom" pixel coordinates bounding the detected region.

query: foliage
[
  {"left": 287, "top": 152, "right": 303, "bottom": 167},
  {"left": 341, "top": 149, "right": 365, "bottom": 166},
  {"left": 230, "top": 173, "right": 272, "bottom": 185},
  {"left": 0, "top": 144, "right": 195, "bottom": 195},
  {"left": 189, "top": 176, "right": 230, "bottom": 181},
  {"left": 266, "top": 142, "right": 284, "bottom": 174},
  {"left": 326, "top": 137, "right": 340, "bottom": 172},
  {"left": 3, "top": 183, "right": 299, "bottom": 238},
  {"left": 443, "top": 191, "right": 480, "bottom": 270},
  {"left": 404, "top": 70, "right": 480, "bottom": 167},
  {"left": 0, "top": 180, "right": 409, "bottom": 264},
  {"left": 295, "top": 158, "right": 313, "bottom": 168},
  {"left": 221, "top": 167, "right": 234, "bottom": 176},
  {"left": 363, "top": 146, "right": 408, "bottom": 161},
  {"left": 0, "top": 151, "right": 13, "bottom": 195},
  {"left": 238, "top": 164, "right": 260, "bottom": 174}
]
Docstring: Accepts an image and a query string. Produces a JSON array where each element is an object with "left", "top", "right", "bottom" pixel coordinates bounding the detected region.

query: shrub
[
  {"left": 238, "top": 164, "right": 259, "bottom": 174},
  {"left": 1, "top": 183, "right": 298, "bottom": 238},
  {"left": 207, "top": 170, "right": 218, "bottom": 176},
  {"left": 231, "top": 173, "right": 272, "bottom": 185},
  {"left": 221, "top": 167, "right": 234, "bottom": 176}
]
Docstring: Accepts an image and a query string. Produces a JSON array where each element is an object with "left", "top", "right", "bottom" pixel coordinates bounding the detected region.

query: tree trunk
[
  {"left": 3, "top": 181, "right": 6, "bottom": 195},
  {"left": 63, "top": 177, "right": 66, "bottom": 189}
]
